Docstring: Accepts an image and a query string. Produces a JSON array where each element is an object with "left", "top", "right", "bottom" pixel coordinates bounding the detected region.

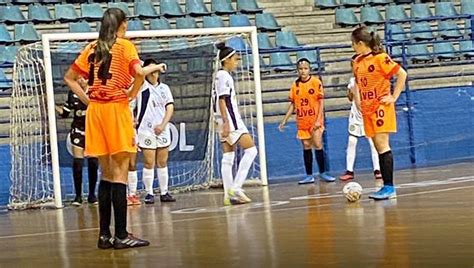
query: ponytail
[
  {"left": 351, "top": 26, "right": 385, "bottom": 54},
  {"left": 368, "top": 31, "right": 384, "bottom": 54}
]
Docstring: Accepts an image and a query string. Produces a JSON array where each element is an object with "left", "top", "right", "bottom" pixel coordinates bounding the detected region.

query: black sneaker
[
  {"left": 160, "top": 192, "right": 176, "bottom": 202},
  {"left": 87, "top": 195, "right": 98, "bottom": 205},
  {"left": 144, "top": 194, "right": 155, "bottom": 204},
  {"left": 113, "top": 234, "right": 150, "bottom": 249},
  {"left": 72, "top": 197, "right": 83, "bottom": 206},
  {"left": 97, "top": 235, "right": 114, "bottom": 249}
]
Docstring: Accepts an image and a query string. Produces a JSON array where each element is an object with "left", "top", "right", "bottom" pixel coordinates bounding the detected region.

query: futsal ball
[{"left": 343, "top": 182, "right": 363, "bottom": 202}]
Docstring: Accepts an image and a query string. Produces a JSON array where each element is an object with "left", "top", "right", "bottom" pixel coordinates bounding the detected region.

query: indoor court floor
[{"left": 0, "top": 162, "right": 472, "bottom": 267}]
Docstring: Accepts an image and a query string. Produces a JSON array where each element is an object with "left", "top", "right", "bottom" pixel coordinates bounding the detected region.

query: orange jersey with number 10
[
  {"left": 289, "top": 76, "right": 324, "bottom": 130},
  {"left": 352, "top": 52, "right": 400, "bottom": 115}
]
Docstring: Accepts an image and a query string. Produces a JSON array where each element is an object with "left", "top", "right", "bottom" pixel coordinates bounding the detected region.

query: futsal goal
[{"left": 9, "top": 26, "right": 267, "bottom": 209}]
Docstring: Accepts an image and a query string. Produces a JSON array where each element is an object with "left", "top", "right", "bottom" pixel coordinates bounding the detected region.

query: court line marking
[{"left": 0, "top": 184, "right": 472, "bottom": 240}]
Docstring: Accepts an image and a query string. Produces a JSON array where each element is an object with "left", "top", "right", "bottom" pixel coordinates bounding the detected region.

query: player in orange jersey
[
  {"left": 279, "top": 58, "right": 335, "bottom": 184},
  {"left": 351, "top": 26, "right": 407, "bottom": 200},
  {"left": 64, "top": 8, "right": 166, "bottom": 249}
]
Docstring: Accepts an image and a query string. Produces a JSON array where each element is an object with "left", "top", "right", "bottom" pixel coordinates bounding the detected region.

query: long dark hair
[
  {"left": 96, "top": 8, "right": 126, "bottom": 63},
  {"left": 351, "top": 26, "right": 384, "bottom": 54}
]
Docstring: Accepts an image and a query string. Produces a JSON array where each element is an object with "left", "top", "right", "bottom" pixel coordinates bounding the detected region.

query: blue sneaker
[
  {"left": 298, "top": 175, "right": 315, "bottom": 184},
  {"left": 369, "top": 185, "right": 397, "bottom": 200},
  {"left": 144, "top": 194, "right": 155, "bottom": 204},
  {"left": 319, "top": 172, "right": 336, "bottom": 182}
]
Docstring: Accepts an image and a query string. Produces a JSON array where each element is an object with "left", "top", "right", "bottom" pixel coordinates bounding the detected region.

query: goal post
[{"left": 12, "top": 26, "right": 267, "bottom": 209}]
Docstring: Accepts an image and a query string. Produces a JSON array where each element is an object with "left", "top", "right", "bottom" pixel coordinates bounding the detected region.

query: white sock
[
  {"left": 128, "top": 171, "right": 138, "bottom": 195},
  {"left": 234, "top": 147, "right": 258, "bottom": 190},
  {"left": 346, "top": 135, "right": 358, "bottom": 172},
  {"left": 157, "top": 167, "right": 169, "bottom": 195},
  {"left": 142, "top": 168, "right": 154, "bottom": 195},
  {"left": 368, "top": 138, "right": 380, "bottom": 171},
  {"left": 221, "top": 152, "right": 235, "bottom": 199}
]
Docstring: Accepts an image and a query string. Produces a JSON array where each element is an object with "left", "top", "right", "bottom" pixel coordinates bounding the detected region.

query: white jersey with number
[
  {"left": 135, "top": 80, "right": 174, "bottom": 137},
  {"left": 213, "top": 70, "right": 246, "bottom": 132}
]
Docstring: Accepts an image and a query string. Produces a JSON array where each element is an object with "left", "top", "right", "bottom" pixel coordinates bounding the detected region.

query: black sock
[
  {"left": 98, "top": 180, "right": 112, "bottom": 237},
  {"left": 303, "top": 149, "right": 313, "bottom": 175},
  {"left": 72, "top": 158, "right": 84, "bottom": 198},
  {"left": 315, "top": 149, "right": 326, "bottom": 174},
  {"left": 379, "top": 150, "right": 394, "bottom": 186},
  {"left": 87, "top": 158, "right": 98, "bottom": 197},
  {"left": 111, "top": 183, "right": 128, "bottom": 239}
]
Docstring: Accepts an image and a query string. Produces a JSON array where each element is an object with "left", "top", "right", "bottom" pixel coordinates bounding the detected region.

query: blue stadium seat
[
  {"left": 360, "top": 6, "right": 384, "bottom": 24},
  {"left": 411, "top": 22, "right": 434, "bottom": 40},
  {"left": 0, "top": 45, "right": 17, "bottom": 65},
  {"left": 108, "top": 2, "right": 134, "bottom": 18},
  {"left": 186, "top": 0, "right": 211, "bottom": 17},
  {"left": 149, "top": 18, "right": 171, "bottom": 30},
  {"left": 438, "top": 21, "right": 462, "bottom": 39},
  {"left": 315, "top": 0, "right": 338, "bottom": 9},
  {"left": 257, "top": 33, "right": 274, "bottom": 50},
  {"left": 203, "top": 16, "right": 225, "bottom": 28},
  {"left": 459, "top": 40, "right": 474, "bottom": 58},
  {"left": 367, "top": 0, "right": 393, "bottom": 5},
  {"left": 241, "top": 54, "right": 268, "bottom": 73},
  {"left": 435, "top": 2, "right": 458, "bottom": 18},
  {"left": 335, "top": 8, "right": 359, "bottom": 27},
  {"left": 127, "top": 19, "right": 146, "bottom": 31},
  {"left": 387, "top": 24, "right": 408, "bottom": 41},
  {"left": 169, "top": 38, "right": 189, "bottom": 49},
  {"left": 270, "top": 52, "right": 293, "bottom": 72},
  {"left": 28, "top": 4, "right": 55, "bottom": 24},
  {"left": 386, "top": 5, "right": 409, "bottom": 21},
  {"left": 211, "top": 0, "right": 236, "bottom": 15},
  {"left": 55, "top": 4, "right": 79, "bottom": 23},
  {"left": 69, "top": 21, "right": 92, "bottom": 33},
  {"left": 160, "top": 0, "right": 185, "bottom": 18},
  {"left": 135, "top": 1, "right": 159, "bottom": 19},
  {"left": 340, "top": 0, "right": 364, "bottom": 7},
  {"left": 15, "top": 24, "right": 40, "bottom": 43},
  {"left": 237, "top": 0, "right": 263, "bottom": 14},
  {"left": 81, "top": 3, "right": 103, "bottom": 22},
  {"left": 275, "top": 31, "right": 301, "bottom": 48},
  {"left": 0, "top": 69, "right": 11, "bottom": 90},
  {"left": 461, "top": 0, "right": 474, "bottom": 15},
  {"left": 229, "top": 14, "right": 251, "bottom": 27},
  {"left": 407, "top": 44, "right": 432, "bottom": 62},
  {"left": 389, "top": 46, "right": 404, "bottom": 58},
  {"left": 176, "top": 17, "right": 197, "bottom": 29},
  {"left": 465, "top": 19, "right": 473, "bottom": 36},
  {"left": 256, "top": 13, "right": 281, "bottom": 32},
  {"left": 0, "top": 5, "right": 27, "bottom": 24},
  {"left": 139, "top": 40, "right": 162, "bottom": 53},
  {"left": 226, "top": 36, "right": 248, "bottom": 51},
  {"left": 410, "top": 3, "right": 432, "bottom": 19},
  {"left": 296, "top": 50, "right": 320, "bottom": 68},
  {"left": 433, "top": 42, "right": 458, "bottom": 60},
  {"left": 0, "top": 24, "right": 13, "bottom": 44}
]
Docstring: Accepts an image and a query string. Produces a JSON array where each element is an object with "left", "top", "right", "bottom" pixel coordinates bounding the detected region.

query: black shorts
[{"left": 70, "top": 128, "right": 85, "bottom": 149}]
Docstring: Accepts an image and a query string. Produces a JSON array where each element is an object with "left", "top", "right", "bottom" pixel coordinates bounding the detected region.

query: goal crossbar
[{"left": 41, "top": 26, "right": 268, "bottom": 208}]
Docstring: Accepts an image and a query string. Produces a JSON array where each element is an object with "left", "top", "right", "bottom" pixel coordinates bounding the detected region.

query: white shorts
[
  {"left": 137, "top": 130, "right": 171, "bottom": 149},
  {"left": 348, "top": 123, "right": 365, "bottom": 137},
  {"left": 216, "top": 118, "right": 249, "bottom": 146}
]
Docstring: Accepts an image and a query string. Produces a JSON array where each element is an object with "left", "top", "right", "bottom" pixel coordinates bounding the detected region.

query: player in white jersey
[
  {"left": 213, "top": 42, "right": 257, "bottom": 206},
  {"left": 339, "top": 76, "right": 383, "bottom": 186},
  {"left": 127, "top": 58, "right": 176, "bottom": 204}
]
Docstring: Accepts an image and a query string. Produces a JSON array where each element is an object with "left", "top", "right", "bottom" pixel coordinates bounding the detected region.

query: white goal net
[{"left": 9, "top": 27, "right": 267, "bottom": 209}]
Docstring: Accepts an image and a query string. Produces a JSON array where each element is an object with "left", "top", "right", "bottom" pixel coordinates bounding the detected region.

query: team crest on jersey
[
  {"left": 161, "top": 92, "right": 167, "bottom": 100},
  {"left": 376, "top": 119, "right": 384, "bottom": 127},
  {"left": 384, "top": 56, "right": 392, "bottom": 65},
  {"left": 349, "top": 124, "right": 356, "bottom": 132},
  {"left": 308, "top": 88, "right": 315, "bottom": 94},
  {"left": 147, "top": 122, "right": 152, "bottom": 128},
  {"left": 368, "top": 65, "right": 375, "bottom": 72},
  {"left": 225, "top": 81, "right": 230, "bottom": 88}
]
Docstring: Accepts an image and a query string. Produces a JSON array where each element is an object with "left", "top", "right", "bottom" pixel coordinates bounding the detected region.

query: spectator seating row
[
  {"left": 336, "top": 1, "right": 474, "bottom": 26},
  {"left": 387, "top": 19, "right": 473, "bottom": 41}
]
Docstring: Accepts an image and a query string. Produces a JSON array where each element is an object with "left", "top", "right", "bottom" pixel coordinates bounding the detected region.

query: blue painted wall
[{"left": 0, "top": 86, "right": 472, "bottom": 205}]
